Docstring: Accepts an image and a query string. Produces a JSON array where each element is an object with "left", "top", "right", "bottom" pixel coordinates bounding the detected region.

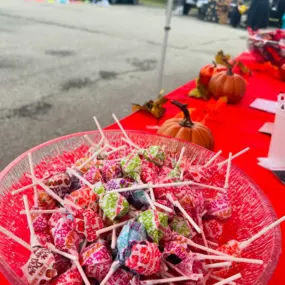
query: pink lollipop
[
  {"left": 72, "top": 208, "right": 104, "bottom": 242},
  {"left": 102, "top": 160, "right": 122, "bottom": 182},
  {"left": 141, "top": 159, "right": 160, "bottom": 184},
  {"left": 105, "top": 268, "right": 133, "bottom": 285},
  {"left": 163, "top": 240, "right": 188, "bottom": 261},
  {"left": 50, "top": 267, "right": 83, "bottom": 285},
  {"left": 125, "top": 241, "right": 162, "bottom": 275},
  {"left": 30, "top": 206, "right": 50, "bottom": 233},
  {"left": 38, "top": 189, "right": 57, "bottom": 210},
  {"left": 49, "top": 212, "right": 67, "bottom": 229},
  {"left": 203, "top": 219, "right": 224, "bottom": 242},
  {"left": 45, "top": 173, "right": 71, "bottom": 199},
  {"left": 81, "top": 166, "right": 102, "bottom": 186},
  {"left": 80, "top": 242, "right": 113, "bottom": 281},
  {"left": 36, "top": 231, "right": 54, "bottom": 247}
]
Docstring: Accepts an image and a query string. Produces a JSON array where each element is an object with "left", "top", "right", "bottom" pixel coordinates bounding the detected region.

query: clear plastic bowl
[{"left": 0, "top": 130, "right": 282, "bottom": 285}]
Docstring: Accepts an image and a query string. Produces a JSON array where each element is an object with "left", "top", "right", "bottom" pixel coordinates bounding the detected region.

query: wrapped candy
[
  {"left": 125, "top": 241, "right": 162, "bottom": 275},
  {"left": 170, "top": 216, "right": 193, "bottom": 238},
  {"left": 205, "top": 193, "right": 232, "bottom": 220},
  {"left": 163, "top": 240, "right": 188, "bottom": 261},
  {"left": 105, "top": 268, "right": 133, "bottom": 285},
  {"left": 36, "top": 232, "right": 54, "bottom": 247},
  {"left": 81, "top": 166, "right": 102, "bottom": 186},
  {"left": 142, "top": 145, "right": 166, "bottom": 166},
  {"left": 80, "top": 242, "right": 112, "bottom": 281},
  {"left": 45, "top": 173, "right": 71, "bottom": 199},
  {"left": 99, "top": 192, "right": 129, "bottom": 221},
  {"left": 105, "top": 178, "right": 134, "bottom": 199},
  {"left": 31, "top": 208, "right": 50, "bottom": 233},
  {"left": 49, "top": 212, "right": 67, "bottom": 229},
  {"left": 129, "top": 189, "right": 149, "bottom": 210},
  {"left": 120, "top": 153, "right": 142, "bottom": 182},
  {"left": 53, "top": 254, "right": 71, "bottom": 276},
  {"left": 38, "top": 190, "right": 56, "bottom": 210},
  {"left": 93, "top": 182, "right": 106, "bottom": 197},
  {"left": 117, "top": 221, "right": 147, "bottom": 262},
  {"left": 138, "top": 209, "right": 168, "bottom": 243},
  {"left": 72, "top": 209, "right": 104, "bottom": 242},
  {"left": 65, "top": 187, "right": 98, "bottom": 213},
  {"left": 51, "top": 216, "right": 82, "bottom": 255},
  {"left": 69, "top": 172, "right": 82, "bottom": 192},
  {"left": 74, "top": 157, "right": 94, "bottom": 173},
  {"left": 203, "top": 219, "right": 224, "bottom": 241},
  {"left": 51, "top": 267, "right": 82, "bottom": 285},
  {"left": 141, "top": 159, "right": 160, "bottom": 184},
  {"left": 102, "top": 160, "right": 122, "bottom": 182},
  {"left": 22, "top": 247, "right": 58, "bottom": 285}
]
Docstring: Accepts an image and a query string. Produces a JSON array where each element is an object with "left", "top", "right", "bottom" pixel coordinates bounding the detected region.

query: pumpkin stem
[
  {"left": 171, "top": 100, "right": 194, "bottom": 127},
  {"left": 212, "top": 61, "right": 217, "bottom": 67},
  {"left": 222, "top": 57, "right": 234, "bottom": 75}
]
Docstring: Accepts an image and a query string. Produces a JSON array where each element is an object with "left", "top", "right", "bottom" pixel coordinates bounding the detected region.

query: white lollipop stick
[
  {"left": 213, "top": 273, "right": 242, "bottom": 285},
  {"left": 121, "top": 137, "right": 140, "bottom": 150},
  {"left": 166, "top": 194, "right": 201, "bottom": 234},
  {"left": 28, "top": 153, "right": 39, "bottom": 207},
  {"left": 111, "top": 228, "right": 117, "bottom": 250},
  {"left": 23, "top": 195, "right": 39, "bottom": 247},
  {"left": 141, "top": 276, "right": 197, "bottom": 285},
  {"left": 204, "top": 150, "right": 222, "bottom": 167},
  {"left": 112, "top": 114, "right": 132, "bottom": 142},
  {"left": 0, "top": 225, "right": 32, "bottom": 251},
  {"left": 153, "top": 202, "right": 173, "bottom": 213},
  {"left": 96, "top": 219, "right": 135, "bottom": 236},
  {"left": 186, "top": 238, "right": 227, "bottom": 256},
  {"left": 93, "top": 116, "right": 109, "bottom": 145},
  {"left": 76, "top": 145, "right": 108, "bottom": 170},
  {"left": 67, "top": 167, "right": 94, "bottom": 190},
  {"left": 84, "top": 134, "right": 97, "bottom": 147},
  {"left": 204, "top": 262, "right": 232, "bottom": 269},
  {"left": 108, "top": 184, "right": 147, "bottom": 194},
  {"left": 176, "top": 147, "right": 185, "bottom": 167},
  {"left": 196, "top": 254, "right": 263, "bottom": 265},
  {"left": 180, "top": 168, "right": 184, "bottom": 181},
  {"left": 149, "top": 183, "right": 156, "bottom": 202},
  {"left": 239, "top": 215, "right": 285, "bottom": 249},
  {"left": 47, "top": 244, "right": 77, "bottom": 261},
  {"left": 12, "top": 182, "right": 39, "bottom": 195},
  {"left": 26, "top": 175, "right": 80, "bottom": 210},
  {"left": 74, "top": 259, "right": 91, "bottom": 285},
  {"left": 218, "top": 147, "right": 250, "bottom": 168},
  {"left": 105, "top": 145, "right": 127, "bottom": 156},
  {"left": 20, "top": 208, "right": 67, "bottom": 215},
  {"left": 80, "top": 239, "right": 88, "bottom": 253},
  {"left": 145, "top": 191, "right": 156, "bottom": 210},
  {"left": 224, "top": 152, "right": 232, "bottom": 189},
  {"left": 100, "top": 261, "right": 120, "bottom": 285},
  {"left": 210, "top": 275, "right": 236, "bottom": 285}
]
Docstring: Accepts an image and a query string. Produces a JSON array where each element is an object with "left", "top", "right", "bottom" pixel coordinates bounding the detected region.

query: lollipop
[
  {"left": 120, "top": 153, "right": 142, "bottom": 182},
  {"left": 38, "top": 189, "right": 57, "bottom": 210},
  {"left": 49, "top": 212, "right": 67, "bottom": 229},
  {"left": 141, "top": 159, "right": 160, "bottom": 183},
  {"left": 50, "top": 267, "right": 82, "bottom": 285},
  {"left": 116, "top": 220, "right": 147, "bottom": 262},
  {"left": 125, "top": 241, "right": 162, "bottom": 275},
  {"left": 45, "top": 173, "right": 71, "bottom": 199},
  {"left": 99, "top": 192, "right": 129, "bottom": 221},
  {"left": 163, "top": 239, "right": 189, "bottom": 261},
  {"left": 203, "top": 219, "right": 224, "bottom": 242},
  {"left": 72, "top": 208, "right": 104, "bottom": 242},
  {"left": 30, "top": 207, "right": 50, "bottom": 233},
  {"left": 81, "top": 166, "right": 102, "bottom": 186},
  {"left": 170, "top": 216, "right": 193, "bottom": 238},
  {"left": 142, "top": 145, "right": 166, "bottom": 166},
  {"left": 105, "top": 178, "right": 134, "bottom": 199},
  {"left": 80, "top": 242, "right": 113, "bottom": 281},
  {"left": 102, "top": 160, "right": 122, "bottom": 182},
  {"left": 105, "top": 268, "right": 133, "bottom": 285},
  {"left": 138, "top": 209, "right": 168, "bottom": 243}
]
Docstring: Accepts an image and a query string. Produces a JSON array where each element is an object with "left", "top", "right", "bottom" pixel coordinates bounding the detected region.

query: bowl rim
[{"left": 0, "top": 130, "right": 282, "bottom": 285}]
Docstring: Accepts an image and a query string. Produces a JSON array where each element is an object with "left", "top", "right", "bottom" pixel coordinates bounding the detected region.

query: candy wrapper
[
  {"left": 49, "top": 212, "right": 67, "bottom": 229},
  {"left": 31, "top": 207, "right": 50, "bottom": 233},
  {"left": 81, "top": 166, "right": 102, "bottom": 186},
  {"left": 99, "top": 192, "right": 129, "bottom": 221},
  {"left": 203, "top": 219, "right": 224, "bottom": 241},
  {"left": 120, "top": 153, "right": 142, "bottom": 182},
  {"left": 51, "top": 216, "right": 82, "bottom": 256},
  {"left": 163, "top": 240, "right": 188, "bottom": 261},
  {"left": 65, "top": 187, "right": 98, "bottom": 213},
  {"left": 170, "top": 216, "right": 193, "bottom": 238},
  {"left": 142, "top": 145, "right": 166, "bottom": 166},
  {"left": 138, "top": 209, "right": 168, "bottom": 243},
  {"left": 93, "top": 182, "right": 106, "bottom": 197},
  {"left": 102, "top": 160, "right": 122, "bottom": 182},
  {"left": 45, "top": 173, "right": 71, "bottom": 199},
  {"left": 105, "top": 268, "right": 133, "bottom": 285},
  {"left": 51, "top": 267, "right": 82, "bottom": 285},
  {"left": 105, "top": 178, "right": 134, "bottom": 199},
  {"left": 74, "top": 157, "right": 94, "bottom": 173},
  {"left": 38, "top": 190, "right": 56, "bottom": 210},
  {"left": 129, "top": 189, "right": 149, "bottom": 210},
  {"left": 53, "top": 254, "right": 71, "bottom": 276},
  {"left": 22, "top": 247, "right": 58, "bottom": 285},
  {"left": 72, "top": 209, "right": 104, "bottom": 242},
  {"left": 80, "top": 242, "right": 112, "bottom": 280},
  {"left": 125, "top": 241, "right": 162, "bottom": 275},
  {"left": 141, "top": 159, "right": 160, "bottom": 183},
  {"left": 117, "top": 221, "right": 147, "bottom": 262},
  {"left": 205, "top": 193, "right": 232, "bottom": 220},
  {"left": 36, "top": 232, "right": 54, "bottom": 247},
  {"left": 69, "top": 171, "right": 82, "bottom": 191}
]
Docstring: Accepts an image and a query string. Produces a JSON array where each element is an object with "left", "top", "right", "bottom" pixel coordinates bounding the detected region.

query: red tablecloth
[{"left": 1, "top": 52, "right": 284, "bottom": 284}]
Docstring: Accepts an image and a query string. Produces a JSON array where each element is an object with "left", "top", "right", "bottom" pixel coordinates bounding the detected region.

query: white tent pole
[{"left": 157, "top": 0, "right": 174, "bottom": 93}]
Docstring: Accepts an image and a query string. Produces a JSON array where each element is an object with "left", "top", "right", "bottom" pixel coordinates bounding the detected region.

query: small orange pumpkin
[
  {"left": 199, "top": 62, "right": 227, "bottom": 85},
  {"left": 208, "top": 65, "right": 246, "bottom": 104},
  {"left": 157, "top": 100, "right": 214, "bottom": 150}
]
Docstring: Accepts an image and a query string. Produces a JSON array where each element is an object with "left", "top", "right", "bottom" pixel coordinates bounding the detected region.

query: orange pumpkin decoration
[
  {"left": 199, "top": 62, "right": 227, "bottom": 85},
  {"left": 157, "top": 100, "right": 214, "bottom": 150},
  {"left": 208, "top": 65, "right": 246, "bottom": 104}
]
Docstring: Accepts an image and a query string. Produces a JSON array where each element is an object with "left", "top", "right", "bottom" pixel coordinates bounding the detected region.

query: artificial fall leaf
[
  {"left": 236, "top": 61, "right": 252, "bottom": 76},
  {"left": 189, "top": 78, "right": 209, "bottom": 100},
  {"left": 215, "top": 50, "right": 231, "bottom": 66},
  {"left": 132, "top": 93, "right": 168, "bottom": 118}
]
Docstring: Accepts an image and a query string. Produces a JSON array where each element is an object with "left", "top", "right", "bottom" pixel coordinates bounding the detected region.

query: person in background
[
  {"left": 277, "top": 0, "right": 285, "bottom": 27},
  {"left": 247, "top": 0, "right": 270, "bottom": 30}
]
